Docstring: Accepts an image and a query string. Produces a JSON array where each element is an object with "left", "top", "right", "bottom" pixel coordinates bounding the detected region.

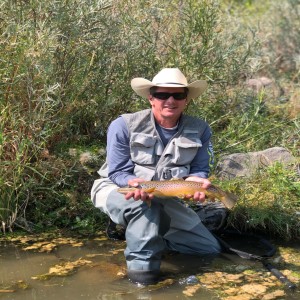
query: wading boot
[
  {"left": 106, "top": 218, "right": 125, "bottom": 240},
  {"left": 127, "top": 269, "right": 160, "bottom": 285}
]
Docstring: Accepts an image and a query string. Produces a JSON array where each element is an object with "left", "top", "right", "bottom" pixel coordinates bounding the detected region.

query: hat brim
[{"left": 131, "top": 78, "right": 207, "bottom": 101}]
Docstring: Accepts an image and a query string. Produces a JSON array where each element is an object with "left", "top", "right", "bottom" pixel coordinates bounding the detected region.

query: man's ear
[{"left": 148, "top": 95, "right": 153, "bottom": 102}]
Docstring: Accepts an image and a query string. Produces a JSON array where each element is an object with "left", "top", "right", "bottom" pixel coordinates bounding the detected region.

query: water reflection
[
  {"left": 0, "top": 234, "right": 299, "bottom": 300},
  {"left": 0, "top": 236, "right": 215, "bottom": 300}
]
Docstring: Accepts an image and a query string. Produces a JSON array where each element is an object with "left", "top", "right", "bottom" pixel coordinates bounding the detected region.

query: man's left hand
[{"left": 184, "top": 176, "right": 211, "bottom": 202}]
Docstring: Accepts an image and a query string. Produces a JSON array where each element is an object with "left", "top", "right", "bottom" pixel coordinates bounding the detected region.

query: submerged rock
[
  {"left": 186, "top": 275, "right": 200, "bottom": 285},
  {"left": 179, "top": 275, "right": 200, "bottom": 285}
]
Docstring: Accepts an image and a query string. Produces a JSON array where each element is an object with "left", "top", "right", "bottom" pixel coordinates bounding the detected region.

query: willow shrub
[{"left": 0, "top": 0, "right": 297, "bottom": 234}]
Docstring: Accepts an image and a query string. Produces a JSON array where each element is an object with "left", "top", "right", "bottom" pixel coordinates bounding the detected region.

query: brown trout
[{"left": 117, "top": 179, "right": 237, "bottom": 209}]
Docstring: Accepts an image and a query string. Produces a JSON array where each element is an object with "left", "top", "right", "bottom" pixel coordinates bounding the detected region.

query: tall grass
[{"left": 0, "top": 0, "right": 299, "bottom": 236}]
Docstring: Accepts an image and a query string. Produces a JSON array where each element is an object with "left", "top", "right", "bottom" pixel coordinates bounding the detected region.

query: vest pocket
[
  {"left": 134, "top": 165, "right": 156, "bottom": 181},
  {"left": 130, "top": 133, "right": 157, "bottom": 165},
  {"left": 162, "top": 166, "right": 190, "bottom": 180},
  {"left": 172, "top": 137, "right": 202, "bottom": 165}
]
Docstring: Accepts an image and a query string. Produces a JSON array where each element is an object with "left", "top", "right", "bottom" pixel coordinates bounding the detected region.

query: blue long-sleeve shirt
[{"left": 106, "top": 116, "right": 213, "bottom": 187}]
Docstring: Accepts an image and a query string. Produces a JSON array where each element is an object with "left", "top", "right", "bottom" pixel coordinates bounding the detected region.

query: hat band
[{"left": 155, "top": 82, "right": 186, "bottom": 86}]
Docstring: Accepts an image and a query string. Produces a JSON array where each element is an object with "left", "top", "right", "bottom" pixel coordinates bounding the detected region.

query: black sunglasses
[{"left": 152, "top": 92, "right": 187, "bottom": 101}]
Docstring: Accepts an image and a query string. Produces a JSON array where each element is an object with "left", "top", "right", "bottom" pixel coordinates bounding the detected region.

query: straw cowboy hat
[{"left": 131, "top": 68, "right": 207, "bottom": 101}]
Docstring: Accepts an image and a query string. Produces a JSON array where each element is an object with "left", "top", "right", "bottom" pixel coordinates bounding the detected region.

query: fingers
[
  {"left": 125, "top": 188, "right": 153, "bottom": 202},
  {"left": 184, "top": 176, "right": 211, "bottom": 202},
  {"left": 125, "top": 178, "right": 152, "bottom": 202},
  {"left": 193, "top": 191, "right": 206, "bottom": 203},
  {"left": 200, "top": 180, "right": 211, "bottom": 189},
  {"left": 185, "top": 176, "right": 211, "bottom": 189},
  {"left": 183, "top": 191, "right": 205, "bottom": 202},
  {"left": 125, "top": 192, "right": 135, "bottom": 200},
  {"left": 128, "top": 178, "right": 145, "bottom": 187}
]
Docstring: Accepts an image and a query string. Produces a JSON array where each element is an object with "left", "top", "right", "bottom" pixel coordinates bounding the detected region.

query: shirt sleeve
[
  {"left": 106, "top": 116, "right": 137, "bottom": 187},
  {"left": 188, "top": 125, "right": 214, "bottom": 179}
]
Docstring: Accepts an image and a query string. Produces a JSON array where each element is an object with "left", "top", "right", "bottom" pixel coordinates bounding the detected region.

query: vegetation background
[{"left": 0, "top": 0, "right": 299, "bottom": 238}]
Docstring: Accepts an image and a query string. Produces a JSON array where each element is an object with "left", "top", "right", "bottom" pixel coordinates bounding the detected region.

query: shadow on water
[{"left": 0, "top": 233, "right": 299, "bottom": 300}]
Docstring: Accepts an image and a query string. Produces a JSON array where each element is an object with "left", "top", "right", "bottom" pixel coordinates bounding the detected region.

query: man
[{"left": 91, "top": 68, "right": 223, "bottom": 285}]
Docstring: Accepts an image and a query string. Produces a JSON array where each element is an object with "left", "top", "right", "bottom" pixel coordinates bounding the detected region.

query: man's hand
[
  {"left": 184, "top": 176, "right": 211, "bottom": 202},
  {"left": 125, "top": 178, "right": 154, "bottom": 201}
]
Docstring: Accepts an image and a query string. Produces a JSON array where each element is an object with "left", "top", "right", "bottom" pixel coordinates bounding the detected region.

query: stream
[{"left": 0, "top": 232, "right": 299, "bottom": 300}]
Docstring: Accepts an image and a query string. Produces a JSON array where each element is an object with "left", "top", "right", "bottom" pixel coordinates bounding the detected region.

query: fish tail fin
[
  {"left": 221, "top": 192, "right": 237, "bottom": 209},
  {"left": 207, "top": 185, "right": 237, "bottom": 209}
]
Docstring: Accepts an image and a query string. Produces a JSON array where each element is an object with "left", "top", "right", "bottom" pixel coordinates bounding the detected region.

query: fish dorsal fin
[{"left": 170, "top": 177, "right": 184, "bottom": 181}]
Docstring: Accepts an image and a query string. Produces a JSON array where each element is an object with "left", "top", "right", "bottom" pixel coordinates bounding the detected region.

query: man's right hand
[{"left": 125, "top": 178, "right": 154, "bottom": 201}]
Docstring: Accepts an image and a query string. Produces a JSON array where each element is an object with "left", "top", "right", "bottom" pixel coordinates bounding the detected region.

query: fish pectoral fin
[{"left": 143, "top": 187, "right": 156, "bottom": 194}]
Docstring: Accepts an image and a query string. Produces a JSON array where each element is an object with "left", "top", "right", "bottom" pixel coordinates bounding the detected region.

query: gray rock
[{"left": 216, "top": 147, "right": 296, "bottom": 179}]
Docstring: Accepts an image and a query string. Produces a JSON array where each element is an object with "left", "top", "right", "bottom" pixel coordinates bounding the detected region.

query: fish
[{"left": 117, "top": 179, "right": 237, "bottom": 209}]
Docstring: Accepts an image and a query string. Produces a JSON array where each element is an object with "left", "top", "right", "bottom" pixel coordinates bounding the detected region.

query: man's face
[{"left": 148, "top": 87, "right": 188, "bottom": 126}]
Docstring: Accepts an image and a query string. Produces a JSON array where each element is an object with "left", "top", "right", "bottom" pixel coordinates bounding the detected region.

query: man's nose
[{"left": 165, "top": 95, "right": 175, "bottom": 101}]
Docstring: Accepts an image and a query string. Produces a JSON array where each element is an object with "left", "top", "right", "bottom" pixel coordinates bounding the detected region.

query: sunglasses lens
[
  {"left": 152, "top": 92, "right": 187, "bottom": 100},
  {"left": 173, "top": 93, "right": 187, "bottom": 100},
  {"left": 152, "top": 93, "right": 169, "bottom": 100}
]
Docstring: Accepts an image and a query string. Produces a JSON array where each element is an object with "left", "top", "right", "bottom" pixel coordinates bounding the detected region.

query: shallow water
[{"left": 0, "top": 233, "right": 299, "bottom": 300}]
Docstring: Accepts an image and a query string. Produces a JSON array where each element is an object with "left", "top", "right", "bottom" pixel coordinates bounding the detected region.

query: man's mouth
[{"left": 164, "top": 106, "right": 177, "bottom": 109}]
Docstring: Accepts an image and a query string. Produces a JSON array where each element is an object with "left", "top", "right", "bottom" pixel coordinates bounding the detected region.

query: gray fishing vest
[{"left": 118, "top": 108, "right": 208, "bottom": 181}]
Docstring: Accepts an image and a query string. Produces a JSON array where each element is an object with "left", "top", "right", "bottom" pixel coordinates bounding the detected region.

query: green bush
[{"left": 225, "top": 163, "right": 300, "bottom": 240}]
